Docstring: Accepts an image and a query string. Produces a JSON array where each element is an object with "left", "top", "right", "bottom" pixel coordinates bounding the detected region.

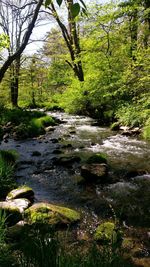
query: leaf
[
  {"left": 71, "top": 3, "right": 80, "bottom": 18},
  {"left": 56, "top": 0, "right": 63, "bottom": 6},
  {"left": 45, "top": 0, "right": 52, "bottom": 8}
]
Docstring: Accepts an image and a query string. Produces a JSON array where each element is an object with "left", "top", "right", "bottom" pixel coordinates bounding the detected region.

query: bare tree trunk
[
  {"left": 10, "top": 56, "right": 20, "bottom": 107},
  {"left": 0, "top": 0, "right": 43, "bottom": 83}
]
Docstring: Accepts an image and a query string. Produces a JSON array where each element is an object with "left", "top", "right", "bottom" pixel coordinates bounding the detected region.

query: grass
[
  {"left": 0, "top": 107, "right": 57, "bottom": 139},
  {"left": 0, "top": 150, "right": 18, "bottom": 198},
  {"left": 9, "top": 224, "right": 134, "bottom": 267}
]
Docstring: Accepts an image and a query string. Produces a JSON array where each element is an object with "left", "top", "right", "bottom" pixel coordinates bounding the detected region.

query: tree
[
  {"left": 0, "top": 0, "right": 43, "bottom": 86},
  {"left": 45, "top": 0, "right": 85, "bottom": 81}
]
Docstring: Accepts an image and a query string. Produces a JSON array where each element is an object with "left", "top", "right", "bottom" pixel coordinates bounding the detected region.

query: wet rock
[
  {"left": 126, "top": 169, "right": 147, "bottom": 179},
  {"left": 0, "top": 201, "right": 22, "bottom": 226},
  {"left": 81, "top": 163, "right": 108, "bottom": 183},
  {"left": 7, "top": 198, "right": 31, "bottom": 213},
  {"left": 6, "top": 186, "right": 34, "bottom": 202},
  {"left": 2, "top": 122, "right": 13, "bottom": 134},
  {"left": 70, "top": 130, "right": 76, "bottom": 134},
  {"left": 31, "top": 151, "right": 41, "bottom": 156},
  {"left": 121, "top": 126, "right": 141, "bottom": 136},
  {"left": 51, "top": 138, "right": 59, "bottom": 143},
  {"left": 53, "top": 156, "right": 81, "bottom": 166},
  {"left": 18, "top": 160, "right": 34, "bottom": 165},
  {"left": 3, "top": 133, "right": 9, "bottom": 142},
  {"left": 45, "top": 126, "right": 55, "bottom": 132},
  {"left": 52, "top": 149, "right": 62, "bottom": 154},
  {"left": 25, "top": 202, "right": 80, "bottom": 226},
  {"left": 61, "top": 144, "right": 73, "bottom": 149}
]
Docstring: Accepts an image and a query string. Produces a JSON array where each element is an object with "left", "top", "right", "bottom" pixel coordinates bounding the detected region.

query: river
[{"left": 1, "top": 112, "right": 150, "bottom": 227}]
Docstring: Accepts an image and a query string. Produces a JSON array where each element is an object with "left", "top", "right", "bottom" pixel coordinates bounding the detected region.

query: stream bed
[{"left": 0, "top": 112, "right": 150, "bottom": 229}]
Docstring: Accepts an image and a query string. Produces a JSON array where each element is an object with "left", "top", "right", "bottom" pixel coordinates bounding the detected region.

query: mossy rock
[
  {"left": 7, "top": 198, "right": 31, "bottom": 213},
  {"left": 6, "top": 186, "right": 34, "bottom": 202},
  {"left": 25, "top": 203, "right": 80, "bottom": 226},
  {"left": 0, "top": 202, "right": 22, "bottom": 226},
  {"left": 94, "top": 222, "right": 122, "bottom": 244},
  {"left": 86, "top": 153, "right": 107, "bottom": 164}
]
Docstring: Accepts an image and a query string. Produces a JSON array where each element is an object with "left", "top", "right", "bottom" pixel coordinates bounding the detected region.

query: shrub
[{"left": 143, "top": 118, "right": 150, "bottom": 140}]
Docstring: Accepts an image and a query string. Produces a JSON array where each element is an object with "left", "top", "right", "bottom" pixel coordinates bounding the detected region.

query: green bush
[{"left": 143, "top": 118, "right": 150, "bottom": 140}]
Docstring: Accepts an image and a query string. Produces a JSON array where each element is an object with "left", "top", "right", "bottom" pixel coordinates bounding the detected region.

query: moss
[
  {"left": 6, "top": 186, "right": 34, "bottom": 201},
  {"left": 86, "top": 153, "right": 107, "bottom": 164},
  {"left": 94, "top": 222, "right": 121, "bottom": 244},
  {"left": 25, "top": 203, "right": 80, "bottom": 226}
]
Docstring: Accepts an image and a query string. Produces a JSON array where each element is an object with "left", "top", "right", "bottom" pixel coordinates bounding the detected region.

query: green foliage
[
  {"left": 0, "top": 210, "right": 7, "bottom": 244},
  {"left": 0, "top": 150, "right": 17, "bottom": 198},
  {"left": 0, "top": 33, "right": 10, "bottom": 50},
  {"left": 143, "top": 118, "right": 150, "bottom": 140},
  {"left": 15, "top": 115, "right": 55, "bottom": 139},
  {"left": 14, "top": 225, "right": 130, "bottom": 267}
]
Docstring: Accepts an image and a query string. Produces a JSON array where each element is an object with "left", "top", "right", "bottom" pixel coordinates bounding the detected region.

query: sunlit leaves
[{"left": 0, "top": 34, "right": 10, "bottom": 50}]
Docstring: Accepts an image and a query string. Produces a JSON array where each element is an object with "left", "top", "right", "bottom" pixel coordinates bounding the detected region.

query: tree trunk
[
  {"left": 129, "top": 8, "right": 138, "bottom": 61},
  {"left": 50, "top": 0, "right": 84, "bottom": 81}
]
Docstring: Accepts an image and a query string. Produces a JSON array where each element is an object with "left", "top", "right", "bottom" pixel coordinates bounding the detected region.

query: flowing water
[{"left": 1, "top": 112, "right": 150, "bottom": 226}]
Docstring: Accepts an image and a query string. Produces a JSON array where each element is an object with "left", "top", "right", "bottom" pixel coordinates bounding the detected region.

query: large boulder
[
  {"left": 25, "top": 203, "right": 80, "bottom": 226},
  {"left": 0, "top": 201, "right": 22, "bottom": 226},
  {"left": 81, "top": 163, "right": 109, "bottom": 183},
  {"left": 6, "top": 186, "right": 34, "bottom": 202}
]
